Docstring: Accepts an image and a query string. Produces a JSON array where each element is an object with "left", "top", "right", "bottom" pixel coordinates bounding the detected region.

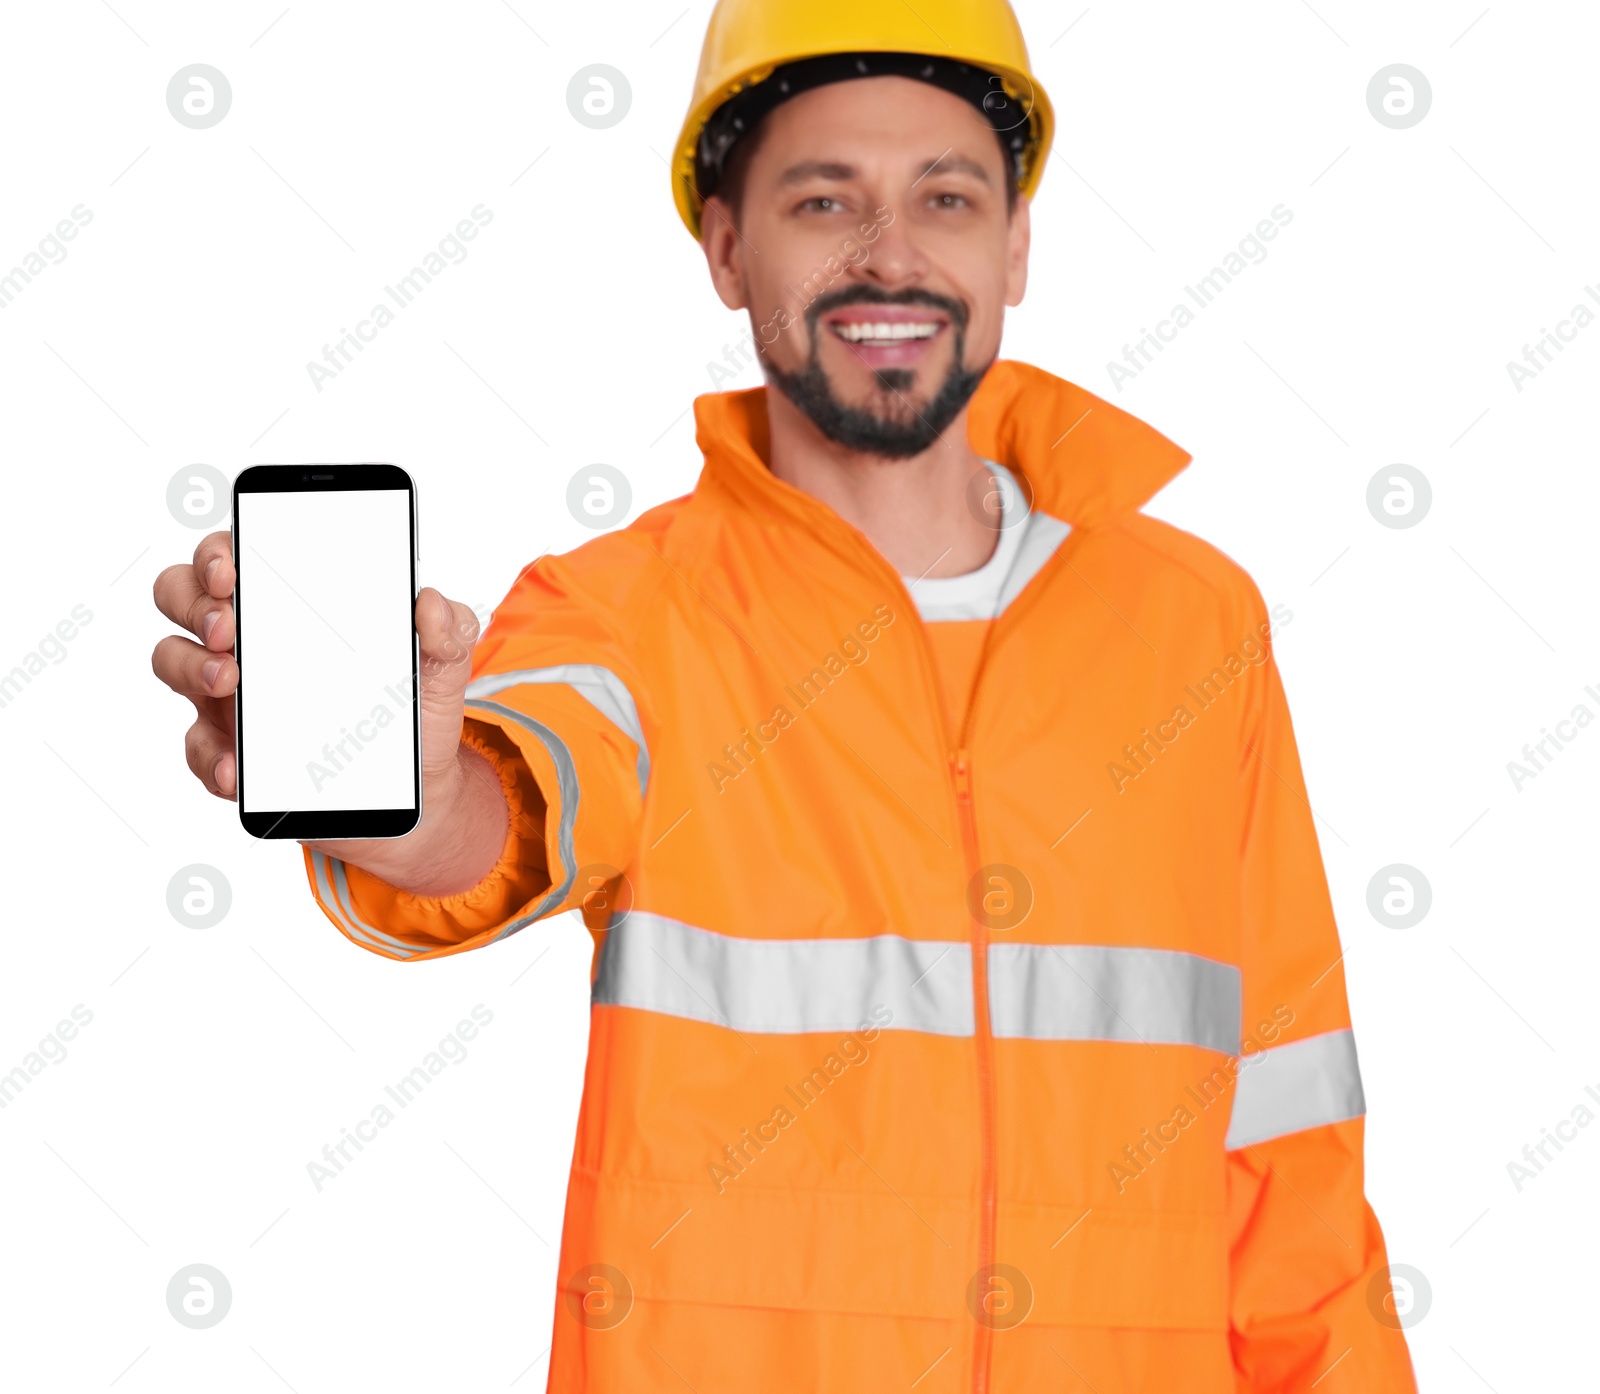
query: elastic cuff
[{"left": 392, "top": 722, "right": 549, "bottom": 917}]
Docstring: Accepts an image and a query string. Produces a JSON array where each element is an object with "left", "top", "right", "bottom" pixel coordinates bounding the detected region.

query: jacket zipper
[
  {"left": 833, "top": 515, "right": 1043, "bottom": 1394},
  {"left": 951, "top": 746, "right": 997, "bottom": 1394}
]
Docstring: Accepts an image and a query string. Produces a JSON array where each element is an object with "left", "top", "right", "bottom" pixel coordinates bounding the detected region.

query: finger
[
  {"left": 194, "top": 530, "right": 235, "bottom": 598},
  {"left": 153, "top": 633, "right": 238, "bottom": 699},
  {"left": 416, "top": 588, "right": 480, "bottom": 669},
  {"left": 188, "top": 690, "right": 237, "bottom": 742},
  {"left": 153, "top": 562, "right": 234, "bottom": 650},
  {"left": 184, "top": 715, "right": 237, "bottom": 799}
]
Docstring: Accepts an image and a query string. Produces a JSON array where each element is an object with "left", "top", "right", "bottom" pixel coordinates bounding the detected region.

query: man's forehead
[{"left": 755, "top": 78, "right": 1006, "bottom": 181}]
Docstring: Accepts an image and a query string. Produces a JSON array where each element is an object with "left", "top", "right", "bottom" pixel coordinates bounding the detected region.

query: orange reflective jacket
[{"left": 305, "top": 360, "right": 1417, "bottom": 1393}]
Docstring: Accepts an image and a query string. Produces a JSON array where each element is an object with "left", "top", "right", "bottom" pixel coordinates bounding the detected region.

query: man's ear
[
  {"left": 1005, "top": 193, "right": 1031, "bottom": 308},
  {"left": 701, "top": 196, "right": 749, "bottom": 312}
]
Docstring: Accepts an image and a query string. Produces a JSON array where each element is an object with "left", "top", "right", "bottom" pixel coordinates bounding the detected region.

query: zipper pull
[{"left": 950, "top": 748, "right": 971, "bottom": 801}]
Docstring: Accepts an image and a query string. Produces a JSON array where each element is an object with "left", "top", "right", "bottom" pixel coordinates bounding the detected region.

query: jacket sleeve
[
  {"left": 1225, "top": 594, "right": 1417, "bottom": 1392},
  {"left": 302, "top": 552, "right": 649, "bottom": 961}
]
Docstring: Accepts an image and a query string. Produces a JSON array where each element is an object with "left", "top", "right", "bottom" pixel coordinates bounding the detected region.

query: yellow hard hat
[{"left": 672, "top": 0, "right": 1054, "bottom": 240}]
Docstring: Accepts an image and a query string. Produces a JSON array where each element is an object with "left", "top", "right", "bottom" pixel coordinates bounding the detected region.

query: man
[{"left": 152, "top": 1, "right": 1418, "bottom": 1389}]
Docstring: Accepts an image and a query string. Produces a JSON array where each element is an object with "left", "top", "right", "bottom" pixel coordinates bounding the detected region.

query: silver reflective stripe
[
  {"left": 462, "top": 697, "right": 580, "bottom": 942},
  {"left": 988, "top": 943, "right": 1241, "bottom": 1054},
  {"left": 1225, "top": 1028, "right": 1365, "bottom": 1150},
  {"left": 593, "top": 912, "right": 975, "bottom": 1036},
  {"left": 313, "top": 703, "right": 583, "bottom": 955},
  {"left": 310, "top": 850, "right": 422, "bottom": 959},
  {"left": 467, "top": 664, "right": 648, "bottom": 795}
]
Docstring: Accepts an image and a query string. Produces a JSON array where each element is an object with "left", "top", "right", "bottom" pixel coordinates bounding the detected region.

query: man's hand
[{"left": 152, "top": 530, "right": 510, "bottom": 896}]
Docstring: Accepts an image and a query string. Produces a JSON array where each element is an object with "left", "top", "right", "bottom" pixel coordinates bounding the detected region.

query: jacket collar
[{"left": 692, "top": 358, "right": 1192, "bottom": 533}]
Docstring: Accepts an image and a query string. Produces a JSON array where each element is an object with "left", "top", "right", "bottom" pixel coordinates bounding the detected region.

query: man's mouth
[
  {"left": 824, "top": 307, "right": 949, "bottom": 366},
  {"left": 828, "top": 319, "right": 944, "bottom": 344}
]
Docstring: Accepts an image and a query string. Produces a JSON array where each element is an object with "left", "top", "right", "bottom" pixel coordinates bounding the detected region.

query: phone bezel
[{"left": 231, "top": 463, "right": 423, "bottom": 841}]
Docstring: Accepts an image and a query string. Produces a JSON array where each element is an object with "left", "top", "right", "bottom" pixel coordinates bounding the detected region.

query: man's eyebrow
[
  {"left": 778, "top": 153, "right": 995, "bottom": 188},
  {"left": 779, "top": 160, "right": 858, "bottom": 186},
  {"left": 913, "top": 152, "right": 993, "bottom": 186}
]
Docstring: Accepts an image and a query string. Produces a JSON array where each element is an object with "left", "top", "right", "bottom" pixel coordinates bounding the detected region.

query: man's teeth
[{"left": 830, "top": 320, "right": 942, "bottom": 343}]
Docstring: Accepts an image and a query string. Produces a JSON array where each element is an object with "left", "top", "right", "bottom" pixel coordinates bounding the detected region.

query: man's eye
[{"left": 932, "top": 193, "right": 970, "bottom": 209}]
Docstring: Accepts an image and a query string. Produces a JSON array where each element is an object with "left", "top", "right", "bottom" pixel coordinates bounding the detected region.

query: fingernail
[
  {"left": 202, "top": 658, "right": 224, "bottom": 690},
  {"left": 212, "top": 751, "right": 231, "bottom": 793},
  {"left": 205, "top": 557, "right": 222, "bottom": 589},
  {"left": 200, "top": 611, "right": 219, "bottom": 644},
  {"left": 437, "top": 592, "right": 453, "bottom": 629}
]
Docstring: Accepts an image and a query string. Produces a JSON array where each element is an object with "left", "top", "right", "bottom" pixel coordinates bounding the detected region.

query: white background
[
  {"left": 236, "top": 487, "right": 416, "bottom": 813},
  {"left": 0, "top": 1, "right": 1595, "bottom": 1389}
]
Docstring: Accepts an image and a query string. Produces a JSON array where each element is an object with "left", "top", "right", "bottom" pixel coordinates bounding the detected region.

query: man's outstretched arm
[
  {"left": 299, "top": 549, "right": 651, "bottom": 961},
  {"left": 153, "top": 531, "right": 645, "bottom": 961}
]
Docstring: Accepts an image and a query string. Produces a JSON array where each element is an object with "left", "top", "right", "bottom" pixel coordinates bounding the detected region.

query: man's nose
[{"left": 848, "top": 204, "right": 929, "bottom": 288}]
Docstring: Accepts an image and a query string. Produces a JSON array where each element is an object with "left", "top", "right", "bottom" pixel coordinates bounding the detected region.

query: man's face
[{"left": 702, "top": 76, "right": 1031, "bottom": 459}]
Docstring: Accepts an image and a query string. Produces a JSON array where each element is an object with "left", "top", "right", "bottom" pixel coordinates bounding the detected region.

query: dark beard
[{"left": 763, "top": 285, "right": 991, "bottom": 460}]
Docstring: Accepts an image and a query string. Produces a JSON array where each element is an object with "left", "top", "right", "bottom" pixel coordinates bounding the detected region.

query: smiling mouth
[{"left": 828, "top": 319, "right": 945, "bottom": 347}]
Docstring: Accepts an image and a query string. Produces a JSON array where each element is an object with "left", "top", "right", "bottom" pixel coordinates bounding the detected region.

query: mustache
[{"left": 804, "top": 283, "right": 969, "bottom": 334}]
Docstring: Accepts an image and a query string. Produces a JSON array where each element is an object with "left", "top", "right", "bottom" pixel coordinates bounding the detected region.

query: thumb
[{"left": 415, "top": 586, "right": 480, "bottom": 709}]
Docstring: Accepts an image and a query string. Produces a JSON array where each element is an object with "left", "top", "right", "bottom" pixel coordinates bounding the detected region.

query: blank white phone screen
[{"left": 238, "top": 488, "right": 416, "bottom": 813}]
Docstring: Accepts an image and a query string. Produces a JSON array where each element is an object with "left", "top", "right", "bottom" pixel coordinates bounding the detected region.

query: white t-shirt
[{"left": 900, "top": 461, "right": 1032, "bottom": 622}]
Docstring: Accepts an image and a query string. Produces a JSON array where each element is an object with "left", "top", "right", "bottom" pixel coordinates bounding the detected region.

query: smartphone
[{"left": 231, "top": 464, "right": 422, "bottom": 840}]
